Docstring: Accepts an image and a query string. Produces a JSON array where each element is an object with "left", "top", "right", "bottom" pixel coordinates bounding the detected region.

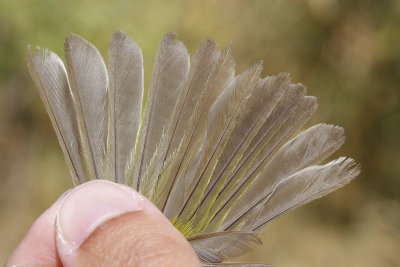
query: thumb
[{"left": 56, "top": 180, "right": 201, "bottom": 267}]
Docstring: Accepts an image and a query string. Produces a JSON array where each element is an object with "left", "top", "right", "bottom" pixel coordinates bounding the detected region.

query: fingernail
[{"left": 56, "top": 180, "right": 144, "bottom": 255}]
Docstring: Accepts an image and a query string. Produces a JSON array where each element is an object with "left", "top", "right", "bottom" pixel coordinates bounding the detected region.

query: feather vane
[{"left": 27, "top": 31, "right": 360, "bottom": 266}]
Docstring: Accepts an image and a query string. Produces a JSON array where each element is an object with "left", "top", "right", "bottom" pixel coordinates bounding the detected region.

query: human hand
[{"left": 6, "top": 180, "right": 201, "bottom": 267}]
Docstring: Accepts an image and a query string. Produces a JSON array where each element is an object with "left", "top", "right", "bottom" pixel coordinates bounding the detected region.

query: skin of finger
[
  {"left": 5, "top": 197, "right": 64, "bottom": 267},
  {"left": 68, "top": 209, "right": 202, "bottom": 267}
]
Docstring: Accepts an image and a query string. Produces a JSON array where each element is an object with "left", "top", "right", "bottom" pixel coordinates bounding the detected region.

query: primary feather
[
  {"left": 188, "top": 231, "right": 262, "bottom": 263},
  {"left": 108, "top": 30, "right": 144, "bottom": 184},
  {"left": 27, "top": 31, "right": 360, "bottom": 266},
  {"left": 130, "top": 32, "right": 189, "bottom": 191},
  {"left": 64, "top": 34, "right": 109, "bottom": 181},
  {"left": 26, "top": 47, "right": 84, "bottom": 185}
]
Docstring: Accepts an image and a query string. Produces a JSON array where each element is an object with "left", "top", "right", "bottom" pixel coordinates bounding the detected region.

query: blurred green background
[{"left": 1, "top": 0, "right": 399, "bottom": 266}]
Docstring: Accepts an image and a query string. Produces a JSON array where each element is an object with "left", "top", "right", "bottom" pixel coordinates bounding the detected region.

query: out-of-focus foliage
[{"left": 0, "top": 0, "right": 399, "bottom": 266}]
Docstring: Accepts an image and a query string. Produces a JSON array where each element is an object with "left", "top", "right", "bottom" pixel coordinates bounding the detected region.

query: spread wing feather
[
  {"left": 28, "top": 32, "right": 360, "bottom": 266},
  {"left": 127, "top": 33, "right": 189, "bottom": 190},
  {"left": 176, "top": 63, "right": 262, "bottom": 234},
  {"left": 164, "top": 38, "right": 220, "bottom": 160},
  {"left": 202, "top": 88, "right": 318, "bottom": 233},
  {"left": 212, "top": 123, "right": 345, "bottom": 232},
  {"left": 64, "top": 34, "right": 109, "bottom": 181},
  {"left": 243, "top": 157, "right": 360, "bottom": 231},
  {"left": 26, "top": 47, "right": 84, "bottom": 185},
  {"left": 153, "top": 45, "right": 235, "bottom": 217},
  {"left": 144, "top": 39, "right": 220, "bottom": 206},
  {"left": 192, "top": 74, "right": 291, "bottom": 231},
  {"left": 188, "top": 231, "right": 262, "bottom": 263},
  {"left": 108, "top": 30, "right": 144, "bottom": 184}
]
